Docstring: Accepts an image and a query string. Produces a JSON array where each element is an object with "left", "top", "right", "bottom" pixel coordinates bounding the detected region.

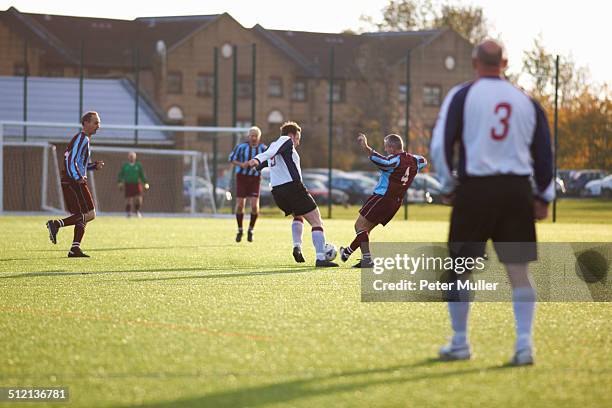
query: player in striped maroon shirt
[
  {"left": 228, "top": 126, "right": 267, "bottom": 242},
  {"left": 340, "top": 133, "right": 427, "bottom": 267},
  {"left": 46, "top": 111, "right": 104, "bottom": 257}
]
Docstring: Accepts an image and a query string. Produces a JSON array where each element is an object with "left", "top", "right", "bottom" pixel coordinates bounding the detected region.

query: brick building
[{"left": 0, "top": 6, "right": 474, "bottom": 168}]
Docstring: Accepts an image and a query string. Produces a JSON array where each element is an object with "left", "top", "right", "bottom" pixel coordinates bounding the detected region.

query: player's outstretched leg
[
  {"left": 291, "top": 217, "right": 305, "bottom": 263},
  {"left": 46, "top": 212, "right": 87, "bottom": 244},
  {"left": 302, "top": 208, "right": 338, "bottom": 268},
  {"left": 341, "top": 215, "right": 375, "bottom": 268},
  {"left": 507, "top": 263, "right": 536, "bottom": 366}
]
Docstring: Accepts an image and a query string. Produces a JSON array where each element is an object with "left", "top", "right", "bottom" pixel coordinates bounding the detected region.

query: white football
[{"left": 324, "top": 243, "right": 338, "bottom": 261}]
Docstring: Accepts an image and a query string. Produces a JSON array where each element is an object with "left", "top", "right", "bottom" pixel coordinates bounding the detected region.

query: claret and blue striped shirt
[
  {"left": 63, "top": 132, "right": 96, "bottom": 181},
  {"left": 369, "top": 151, "right": 428, "bottom": 200},
  {"left": 229, "top": 142, "right": 267, "bottom": 176}
]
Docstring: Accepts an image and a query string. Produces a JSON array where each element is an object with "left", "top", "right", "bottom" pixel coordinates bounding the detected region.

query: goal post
[{"left": 0, "top": 121, "right": 249, "bottom": 215}]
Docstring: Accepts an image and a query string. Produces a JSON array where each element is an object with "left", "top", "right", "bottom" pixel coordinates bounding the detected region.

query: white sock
[
  {"left": 311, "top": 229, "right": 326, "bottom": 260},
  {"left": 513, "top": 286, "right": 536, "bottom": 351},
  {"left": 448, "top": 301, "right": 470, "bottom": 346},
  {"left": 292, "top": 220, "right": 303, "bottom": 248}
]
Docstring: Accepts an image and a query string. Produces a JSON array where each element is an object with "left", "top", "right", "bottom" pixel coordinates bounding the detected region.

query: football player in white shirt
[
  {"left": 247, "top": 121, "right": 338, "bottom": 267},
  {"left": 430, "top": 40, "right": 554, "bottom": 366}
]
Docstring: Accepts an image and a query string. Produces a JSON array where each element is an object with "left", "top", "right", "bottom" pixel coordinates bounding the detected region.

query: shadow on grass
[
  {"left": 130, "top": 267, "right": 314, "bottom": 282},
  {"left": 0, "top": 266, "right": 315, "bottom": 280},
  {"left": 117, "top": 359, "right": 514, "bottom": 408},
  {"left": 29, "top": 245, "right": 221, "bottom": 253}
]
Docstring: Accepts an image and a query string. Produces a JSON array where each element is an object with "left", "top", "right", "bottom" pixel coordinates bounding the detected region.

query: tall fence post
[
  {"left": 134, "top": 47, "right": 140, "bottom": 145},
  {"left": 230, "top": 45, "right": 238, "bottom": 214},
  {"left": 212, "top": 47, "right": 219, "bottom": 208},
  {"left": 251, "top": 43, "right": 256, "bottom": 125},
  {"left": 404, "top": 51, "right": 411, "bottom": 220},
  {"left": 553, "top": 55, "right": 559, "bottom": 223},
  {"left": 23, "top": 40, "right": 28, "bottom": 142},
  {"left": 327, "top": 46, "right": 335, "bottom": 219},
  {"left": 79, "top": 41, "right": 84, "bottom": 121}
]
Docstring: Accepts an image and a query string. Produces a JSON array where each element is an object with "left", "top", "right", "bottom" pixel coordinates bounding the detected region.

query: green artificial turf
[{"left": 0, "top": 213, "right": 610, "bottom": 407}]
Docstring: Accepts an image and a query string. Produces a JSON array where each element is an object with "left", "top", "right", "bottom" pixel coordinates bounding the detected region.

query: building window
[
  {"left": 398, "top": 84, "right": 409, "bottom": 102},
  {"left": 327, "top": 81, "right": 345, "bottom": 103},
  {"left": 196, "top": 74, "right": 214, "bottom": 97},
  {"left": 424, "top": 85, "right": 442, "bottom": 107},
  {"left": 237, "top": 77, "right": 252, "bottom": 99},
  {"left": 268, "top": 77, "right": 283, "bottom": 97},
  {"left": 292, "top": 80, "right": 307, "bottom": 101},
  {"left": 167, "top": 105, "right": 184, "bottom": 121},
  {"left": 167, "top": 71, "right": 182, "bottom": 94}
]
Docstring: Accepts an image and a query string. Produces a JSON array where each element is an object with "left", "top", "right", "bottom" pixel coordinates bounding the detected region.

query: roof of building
[
  {"left": 0, "top": 76, "right": 170, "bottom": 144},
  {"left": 1, "top": 6, "right": 451, "bottom": 76},
  {"left": 0, "top": 7, "right": 220, "bottom": 68}
]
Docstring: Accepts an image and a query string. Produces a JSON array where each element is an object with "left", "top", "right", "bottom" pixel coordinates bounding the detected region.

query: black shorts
[
  {"left": 449, "top": 175, "right": 537, "bottom": 263},
  {"left": 61, "top": 178, "right": 95, "bottom": 215},
  {"left": 271, "top": 181, "right": 318, "bottom": 217}
]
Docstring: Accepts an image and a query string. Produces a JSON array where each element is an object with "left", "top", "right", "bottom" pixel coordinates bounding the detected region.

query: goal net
[
  {"left": 1, "top": 121, "right": 248, "bottom": 215},
  {"left": 1, "top": 141, "right": 64, "bottom": 213}
]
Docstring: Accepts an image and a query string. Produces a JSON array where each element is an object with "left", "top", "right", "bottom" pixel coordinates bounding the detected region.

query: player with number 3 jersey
[{"left": 340, "top": 133, "right": 427, "bottom": 268}]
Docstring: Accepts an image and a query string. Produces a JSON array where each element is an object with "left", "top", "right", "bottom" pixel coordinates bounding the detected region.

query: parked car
[
  {"left": 566, "top": 170, "right": 607, "bottom": 196},
  {"left": 303, "top": 178, "right": 349, "bottom": 205},
  {"left": 183, "top": 176, "right": 232, "bottom": 209},
  {"left": 602, "top": 175, "right": 612, "bottom": 198},
  {"left": 329, "top": 174, "right": 378, "bottom": 204},
  {"left": 583, "top": 175, "right": 612, "bottom": 197}
]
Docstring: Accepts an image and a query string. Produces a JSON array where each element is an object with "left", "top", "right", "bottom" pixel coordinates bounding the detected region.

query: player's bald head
[
  {"left": 473, "top": 40, "right": 507, "bottom": 66},
  {"left": 472, "top": 39, "right": 507, "bottom": 75}
]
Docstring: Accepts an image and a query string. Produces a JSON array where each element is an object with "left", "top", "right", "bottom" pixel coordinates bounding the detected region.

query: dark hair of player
[
  {"left": 384, "top": 134, "right": 404, "bottom": 151},
  {"left": 280, "top": 121, "right": 302, "bottom": 136}
]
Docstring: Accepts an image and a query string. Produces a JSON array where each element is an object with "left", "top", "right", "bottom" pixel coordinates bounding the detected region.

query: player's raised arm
[
  {"left": 249, "top": 135, "right": 292, "bottom": 167},
  {"left": 357, "top": 133, "right": 373, "bottom": 155}
]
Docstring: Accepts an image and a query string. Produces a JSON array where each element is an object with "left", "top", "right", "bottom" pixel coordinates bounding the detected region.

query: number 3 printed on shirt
[{"left": 491, "top": 102, "right": 512, "bottom": 141}]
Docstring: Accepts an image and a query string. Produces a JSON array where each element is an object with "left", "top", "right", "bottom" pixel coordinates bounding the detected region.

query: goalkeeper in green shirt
[{"left": 118, "top": 152, "right": 149, "bottom": 217}]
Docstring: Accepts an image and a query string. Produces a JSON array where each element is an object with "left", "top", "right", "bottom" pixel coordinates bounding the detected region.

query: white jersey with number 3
[{"left": 430, "top": 77, "right": 554, "bottom": 202}]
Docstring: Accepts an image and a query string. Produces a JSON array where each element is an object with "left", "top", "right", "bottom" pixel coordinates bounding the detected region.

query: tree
[
  {"left": 521, "top": 35, "right": 590, "bottom": 109},
  {"left": 360, "top": 0, "right": 489, "bottom": 44},
  {"left": 433, "top": 4, "right": 488, "bottom": 44},
  {"left": 522, "top": 37, "right": 611, "bottom": 171}
]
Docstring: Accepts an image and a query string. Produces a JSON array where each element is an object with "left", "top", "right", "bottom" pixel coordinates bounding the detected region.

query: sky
[{"left": 1, "top": 0, "right": 610, "bottom": 85}]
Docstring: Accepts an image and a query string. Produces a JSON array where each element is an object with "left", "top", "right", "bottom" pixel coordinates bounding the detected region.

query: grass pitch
[{"left": 0, "top": 208, "right": 611, "bottom": 407}]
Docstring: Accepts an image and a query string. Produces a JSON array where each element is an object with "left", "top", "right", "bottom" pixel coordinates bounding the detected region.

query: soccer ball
[{"left": 324, "top": 243, "right": 338, "bottom": 261}]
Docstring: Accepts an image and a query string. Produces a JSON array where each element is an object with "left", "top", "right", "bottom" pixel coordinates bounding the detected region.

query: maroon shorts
[
  {"left": 61, "top": 179, "right": 95, "bottom": 215},
  {"left": 125, "top": 183, "right": 143, "bottom": 198},
  {"left": 359, "top": 194, "right": 401, "bottom": 226},
  {"left": 236, "top": 174, "right": 261, "bottom": 198}
]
